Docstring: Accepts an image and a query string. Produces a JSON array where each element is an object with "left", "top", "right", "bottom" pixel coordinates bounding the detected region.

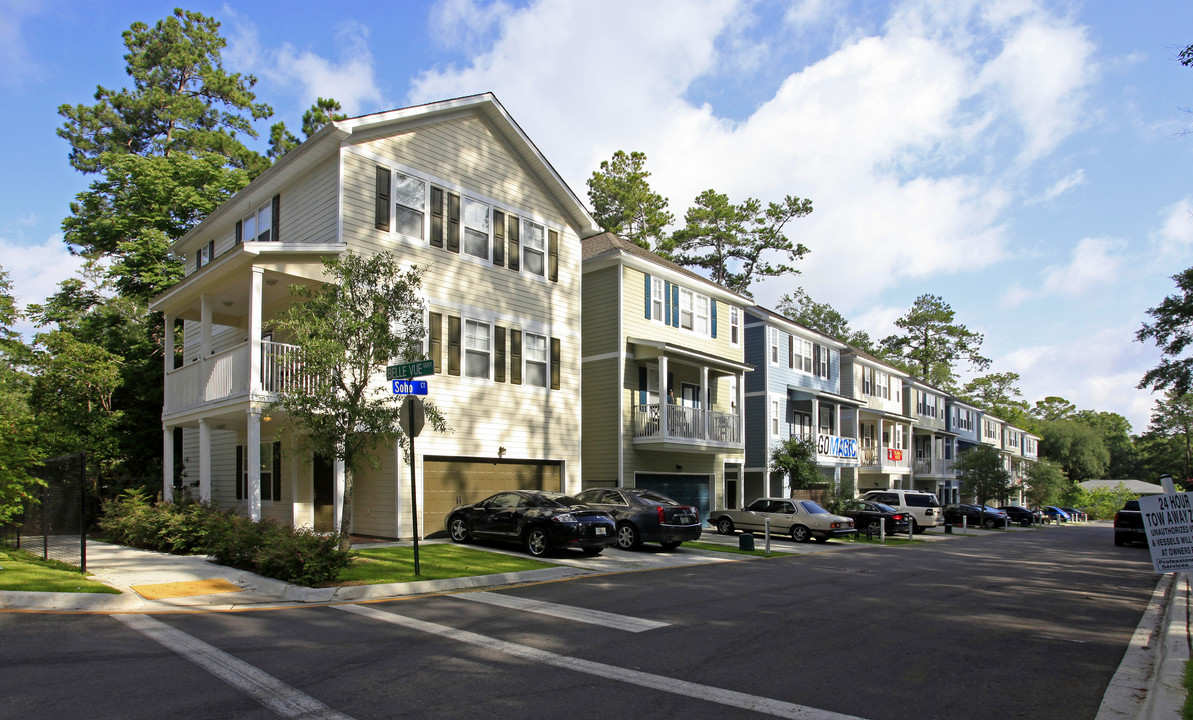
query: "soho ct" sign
[{"left": 817, "top": 434, "right": 858, "bottom": 459}]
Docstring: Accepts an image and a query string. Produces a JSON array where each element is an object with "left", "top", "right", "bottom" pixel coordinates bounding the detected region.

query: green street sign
[{"left": 386, "top": 359, "right": 435, "bottom": 381}]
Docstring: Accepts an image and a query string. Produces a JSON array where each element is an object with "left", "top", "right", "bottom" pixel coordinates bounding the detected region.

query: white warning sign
[{"left": 1139, "top": 492, "right": 1193, "bottom": 573}]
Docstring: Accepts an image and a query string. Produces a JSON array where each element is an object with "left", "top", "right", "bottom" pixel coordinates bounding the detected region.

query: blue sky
[{"left": 2, "top": 0, "right": 1192, "bottom": 435}]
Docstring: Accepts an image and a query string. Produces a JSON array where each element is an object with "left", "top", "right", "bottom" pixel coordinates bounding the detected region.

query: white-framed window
[
  {"left": 462, "top": 197, "right": 489, "bottom": 259},
  {"left": 651, "top": 277, "right": 664, "bottom": 321},
  {"left": 242, "top": 202, "right": 273, "bottom": 242},
  {"left": 525, "top": 332, "right": 548, "bottom": 388},
  {"left": 730, "top": 307, "right": 740, "bottom": 345},
  {"left": 771, "top": 399, "right": 780, "bottom": 436},
  {"left": 769, "top": 327, "right": 780, "bottom": 365},
  {"left": 464, "top": 320, "right": 490, "bottom": 379},
  {"left": 523, "top": 219, "right": 545, "bottom": 275},
  {"left": 695, "top": 294, "right": 709, "bottom": 335},
  {"left": 678, "top": 288, "right": 694, "bottom": 330},
  {"left": 799, "top": 338, "right": 813, "bottom": 372},
  {"left": 876, "top": 370, "right": 890, "bottom": 400},
  {"left": 862, "top": 366, "right": 873, "bottom": 395},
  {"left": 394, "top": 172, "right": 426, "bottom": 240},
  {"left": 817, "top": 345, "right": 830, "bottom": 379}
]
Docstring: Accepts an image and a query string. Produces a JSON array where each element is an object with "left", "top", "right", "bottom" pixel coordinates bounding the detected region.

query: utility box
[{"left": 739, "top": 534, "right": 755, "bottom": 551}]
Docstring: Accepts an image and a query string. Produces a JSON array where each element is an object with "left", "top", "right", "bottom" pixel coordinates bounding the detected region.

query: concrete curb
[{"left": 1097, "top": 571, "right": 1188, "bottom": 719}]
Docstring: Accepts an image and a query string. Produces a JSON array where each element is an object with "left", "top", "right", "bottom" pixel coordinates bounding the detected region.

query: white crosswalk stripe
[{"left": 449, "top": 591, "right": 670, "bottom": 632}]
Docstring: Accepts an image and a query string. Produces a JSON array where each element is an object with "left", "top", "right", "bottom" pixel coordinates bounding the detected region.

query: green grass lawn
[
  {"left": 333, "top": 544, "right": 559, "bottom": 586},
  {"left": 0, "top": 548, "right": 120, "bottom": 593}
]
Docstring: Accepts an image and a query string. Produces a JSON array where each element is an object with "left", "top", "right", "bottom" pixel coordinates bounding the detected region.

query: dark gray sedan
[{"left": 572, "top": 488, "right": 702, "bottom": 550}]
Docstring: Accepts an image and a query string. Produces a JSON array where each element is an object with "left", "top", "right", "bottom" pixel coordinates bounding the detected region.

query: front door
[{"left": 313, "top": 455, "right": 334, "bottom": 533}]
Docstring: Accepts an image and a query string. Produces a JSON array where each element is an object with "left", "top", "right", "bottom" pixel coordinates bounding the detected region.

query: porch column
[
  {"left": 198, "top": 418, "right": 212, "bottom": 502},
  {"left": 737, "top": 372, "right": 745, "bottom": 443},
  {"left": 200, "top": 295, "right": 212, "bottom": 357},
  {"left": 811, "top": 396, "right": 820, "bottom": 441},
  {"left": 162, "top": 426, "right": 174, "bottom": 502},
  {"left": 247, "top": 408, "right": 262, "bottom": 521},
  {"left": 659, "top": 355, "right": 669, "bottom": 439},
  {"left": 163, "top": 313, "right": 174, "bottom": 415},
  {"left": 700, "top": 366, "right": 709, "bottom": 440},
  {"left": 334, "top": 458, "right": 346, "bottom": 535},
  {"left": 249, "top": 267, "right": 264, "bottom": 395}
]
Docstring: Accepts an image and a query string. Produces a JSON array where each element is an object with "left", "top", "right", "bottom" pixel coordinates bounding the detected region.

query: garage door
[
  {"left": 635, "top": 473, "right": 712, "bottom": 526},
  {"left": 423, "top": 458, "right": 562, "bottom": 537}
]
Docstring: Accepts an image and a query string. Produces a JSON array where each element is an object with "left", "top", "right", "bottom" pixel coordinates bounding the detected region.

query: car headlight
[{"left": 551, "top": 513, "right": 578, "bottom": 523}]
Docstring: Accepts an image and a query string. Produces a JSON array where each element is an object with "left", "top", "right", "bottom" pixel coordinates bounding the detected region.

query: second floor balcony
[
  {"left": 165, "top": 340, "right": 312, "bottom": 416},
  {"left": 632, "top": 403, "right": 742, "bottom": 452},
  {"left": 913, "top": 457, "right": 956, "bottom": 477},
  {"left": 861, "top": 446, "right": 910, "bottom": 473}
]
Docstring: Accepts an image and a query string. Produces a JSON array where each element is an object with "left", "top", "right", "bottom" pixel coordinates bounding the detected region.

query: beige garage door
[{"left": 423, "top": 458, "right": 562, "bottom": 537}]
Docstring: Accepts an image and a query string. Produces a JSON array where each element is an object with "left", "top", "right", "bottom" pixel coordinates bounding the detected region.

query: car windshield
[
  {"left": 800, "top": 500, "right": 829, "bottom": 514},
  {"left": 535, "top": 492, "right": 585, "bottom": 507}
]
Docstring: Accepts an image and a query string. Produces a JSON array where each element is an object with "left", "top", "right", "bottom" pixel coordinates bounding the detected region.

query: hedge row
[{"left": 98, "top": 490, "right": 352, "bottom": 586}]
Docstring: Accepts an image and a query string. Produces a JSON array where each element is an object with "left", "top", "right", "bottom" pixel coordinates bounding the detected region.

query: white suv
[{"left": 861, "top": 490, "right": 942, "bottom": 533}]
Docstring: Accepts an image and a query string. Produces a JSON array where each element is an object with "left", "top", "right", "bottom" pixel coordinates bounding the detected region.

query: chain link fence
[{"left": 0, "top": 452, "right": 88, "bottom": 571}]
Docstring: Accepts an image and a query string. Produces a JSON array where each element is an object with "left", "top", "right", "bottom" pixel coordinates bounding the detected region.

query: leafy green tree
[
  {"left": 1075, "top": 410, "right": 1141, "bottom": 480},
  {"left": 958, "top": 372, "right": 1031, "bottom": 427},
  {"left": 0, "top": 268, "right": 42, "bottom": 522},
  {"left": 1037, "top": 419, "right": 1109, "bottom": 483},
  {"left": 585, "top": 150, "right": 674, "bottom": 250},
  {"left": 776, "top": 288, "right": 876, "bottom": 351},
  {"left": 269, "top": 97, "right": 347, "bottom": 160},
  {"left": 665, "top": 190, "right": 812, "bottom": 297},
  {"left": 1024, "top": 458, "right": 1066, "bottom": 508},
  {"left": 954, "top": 445, "right": 1013, "bottom": 511},
  {"left": 58, "top": 8, "right": 272, "bottom": 298},
  {"left": 1032, "top": 396, "right": 1077, "bottom": 422},
  {"left": 271, "top": 251, "right": 448, "bottom": 550},
  {"left": 1142, "top": 390, "right": 1193, "bottom": 482},
  {"left": 769, "top": 436, "right": 822, "bottom": 490},
  {"left": 1137, "top": 267, "right": 1193, "bottom": 395},
  {"left": 880, "top": 294, "right": 989, "bottom": 389}
]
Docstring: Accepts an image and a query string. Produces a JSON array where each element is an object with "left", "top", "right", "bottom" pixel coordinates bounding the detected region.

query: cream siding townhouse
[
  {"left": 151, "top": 94, "right": 599, "bottom": 539},
  {"left": 580, "top": 233, "right": 751, "bottom": 523}
]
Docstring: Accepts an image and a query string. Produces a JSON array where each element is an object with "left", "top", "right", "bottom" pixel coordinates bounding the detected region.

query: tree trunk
[{"left": 339, "top": 464, "right": 354, "bottom": 552}]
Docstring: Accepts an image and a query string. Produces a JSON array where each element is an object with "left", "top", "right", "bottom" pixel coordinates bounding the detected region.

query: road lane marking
[
  {"left": 450, "top": 591, "right": 669, "bottom": 632},
  {"left": 112, "top": 613, "right": 355, "bottom": 720},
  {"left": 337, "top": 604, "right": 867, "bottom": 720}
]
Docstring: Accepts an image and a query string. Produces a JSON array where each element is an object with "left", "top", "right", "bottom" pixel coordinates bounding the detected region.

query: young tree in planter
[
  {"left": 270, "top": 251, "right": 447, "bottom": 550},
  {"left": 770, "top": 436, "right": 822, "bottom": 491},
  {"left": 954, "top": 445, "right": 1013, "bottom": 525}
]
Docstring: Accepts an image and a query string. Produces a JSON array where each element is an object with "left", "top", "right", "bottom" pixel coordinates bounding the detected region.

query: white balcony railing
[
  {"left": 861, "top": 447, "right": 910, "bottom": 471},
  {"left": 632, "top": 403, "right": 741, "bottom": 445},
  {"left": 912, "top": 457, "right": 956, "bottom": 476},
  {"left": 165, "top": 340, "right": 315, "bottom": 415}
]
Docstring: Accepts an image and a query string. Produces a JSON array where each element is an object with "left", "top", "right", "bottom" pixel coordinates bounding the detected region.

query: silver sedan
[{"left": 708, "top": 497, "right": 857, "bottom": 543}]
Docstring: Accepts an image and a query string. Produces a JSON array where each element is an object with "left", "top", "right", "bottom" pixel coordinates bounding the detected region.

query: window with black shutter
[
  {"left": 448, "top": 315, "right": 461, "bottom": 376},
  {"left": 446, "top": 192, "right": 460, "bottom": 253},
  {"left": 548, "top": 229, "right": 559, "bottom": 282},
  {"left": 430, "top": 187, "right": 444, "bottom": 248},
  {"left": 550, "top": 337, "right": 560, "bottom": 390},
  {"left": 508, "top": 215, "right": 520, "bottom": 271},
  {"left": 495, "top": 326, "right": 506, "bottom": 383},
  {"left": 429, "top": 313, "right": 442, "bottom": 374},
  {"left": 510, "top": 329, "right": 522, "bottom": 385},
  {"left": 375, "top": 167, "right": 390, "bottom": 231},
  {"left": 493, "top": 210, "right": 505, "bottom": 266}
]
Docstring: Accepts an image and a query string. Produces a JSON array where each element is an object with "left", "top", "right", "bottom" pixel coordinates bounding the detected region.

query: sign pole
[{"left": 408, "top": 399, "right": 420, "bottom": 576}]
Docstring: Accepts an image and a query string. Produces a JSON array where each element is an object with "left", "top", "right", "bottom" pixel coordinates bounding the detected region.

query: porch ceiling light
[{"left": 221, "top": 300, "right": 234, "bottom": 307}]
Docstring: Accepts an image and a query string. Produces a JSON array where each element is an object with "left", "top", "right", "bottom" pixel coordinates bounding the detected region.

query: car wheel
[
  {"left": 982, "top": 518, "right": 997, "bottom": 529},
  {"left": 1114, "top": 534, "right": 1125, "bottom": 547},
  {"left": 911, "top": 519, "right": 924, "bottom": 534},
  {"left": 867, "top": 520, "right": 883, "bottom": 535},
  {"left": 582, "top": 547, "right": 604, "bottom": 556},
  {"left": 616, "top": 523, "right": 642, "bottom": 550},
  {"left": 716, "top": 518, "right": 735, "bottom": 535},
  {"left": 659, "top": 541, "right": 682, "bottom": 551},
  {"left": 448, "top": 516, "right": 471, "bottom": 543},
  {"left": 524, "top": 527, "right": 551, "bottom": 557},
  {"left": 791, "top": 525, "right": 812, "bottom": 543},
  {"left": 1020, "top": 519, "right": 1030, "bottom": 527}
]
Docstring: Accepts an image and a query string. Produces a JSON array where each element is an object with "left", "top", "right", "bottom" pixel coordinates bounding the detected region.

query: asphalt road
[{"left": 0, "top": 523, "right": 1159, "bottom": 719}]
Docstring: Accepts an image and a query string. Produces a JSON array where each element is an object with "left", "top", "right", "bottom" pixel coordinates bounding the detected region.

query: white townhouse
[{"left": 150, "top": 94, "right": 600, "bottom": 539}]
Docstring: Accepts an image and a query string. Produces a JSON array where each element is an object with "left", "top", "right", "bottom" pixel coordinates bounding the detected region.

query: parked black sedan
[
  {"left": 999, "top": 505, "right": 1041, "bottom": 526},
  {"left": 942, "top": 504, "right": 1010, "bottom": 529},
  {"left": 838, "top": 499, "right": 912, "bottom": 535},
  {"left": 445, "top": 490, "right": 617, "bottom": 557},
  {"left": 573, "top": 488, "right": 702, "bottom": 550}
]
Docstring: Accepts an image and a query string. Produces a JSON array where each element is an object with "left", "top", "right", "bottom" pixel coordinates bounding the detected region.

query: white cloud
[
  {"left": 1028, "top": 168, "right": 1085, "bottom": 204},
  {"left": 223, "top": 10, "right": 384, "bottom": 117},
  {"left": 0, "top": 232, "right": 86, "bottom": 339},
  {"left": 429, "top": 0, "right": 512, "bottom": 51},
  {"left": 1152, "top": 198, "right": 1193, "bottom": 260},
  {"left": 1001, "top": 324, "right": 1159, "bottom": 432},
  {"left": 1001, "top": 237, "right": 1122, "bottom": 307}
]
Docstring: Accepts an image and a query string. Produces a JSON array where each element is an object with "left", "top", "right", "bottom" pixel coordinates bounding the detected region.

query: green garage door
[{"left": 635, "top": 474, "right": 713, "bottom": 526}]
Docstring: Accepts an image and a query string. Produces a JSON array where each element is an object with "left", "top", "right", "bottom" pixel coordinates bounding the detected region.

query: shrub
[{"left": 97, "top": 490, "right": 351, "bottom": 586}]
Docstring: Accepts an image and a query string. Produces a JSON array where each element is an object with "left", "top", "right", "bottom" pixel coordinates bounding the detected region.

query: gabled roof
[
  {"left": 581, "top": 232, "right": 752, "bottom": 305},
  {"left": 173, "top": 93, "right": 598, "bottom": 255},
  {"left": 840, "top": 346, "right": 909, "bottom": 377},
  {"left": 744, "top": 304, "right": 849, "bottom": 350}
]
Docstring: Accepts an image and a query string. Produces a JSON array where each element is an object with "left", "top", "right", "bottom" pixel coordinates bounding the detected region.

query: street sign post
[
  {"left": 399, "top": 395, "right": 426, "bottom": 575},
  {"left": 392, "top": 380, "right": 428, "bottom": 395},
  {"left": 386, "top": 359, "right": 434, "bottom": 381}
]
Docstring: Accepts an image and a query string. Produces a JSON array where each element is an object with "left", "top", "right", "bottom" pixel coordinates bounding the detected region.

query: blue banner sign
[
  {"left": 817, "top": 434, "right": 858, "bottom": 459},
  {"left": 392, "top": 380, "right": 428, "bottom": 395}
]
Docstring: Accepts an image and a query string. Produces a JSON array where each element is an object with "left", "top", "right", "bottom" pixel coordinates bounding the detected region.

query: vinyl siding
[
  {"left": 621, "top": 266, "right": 743, "bottom": 364},
  {"left": 581, "top": 265, "right": 620, "bottom": 357},
  {"left": 581, "top": 356, "right": 621, "bottom": 486}
]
